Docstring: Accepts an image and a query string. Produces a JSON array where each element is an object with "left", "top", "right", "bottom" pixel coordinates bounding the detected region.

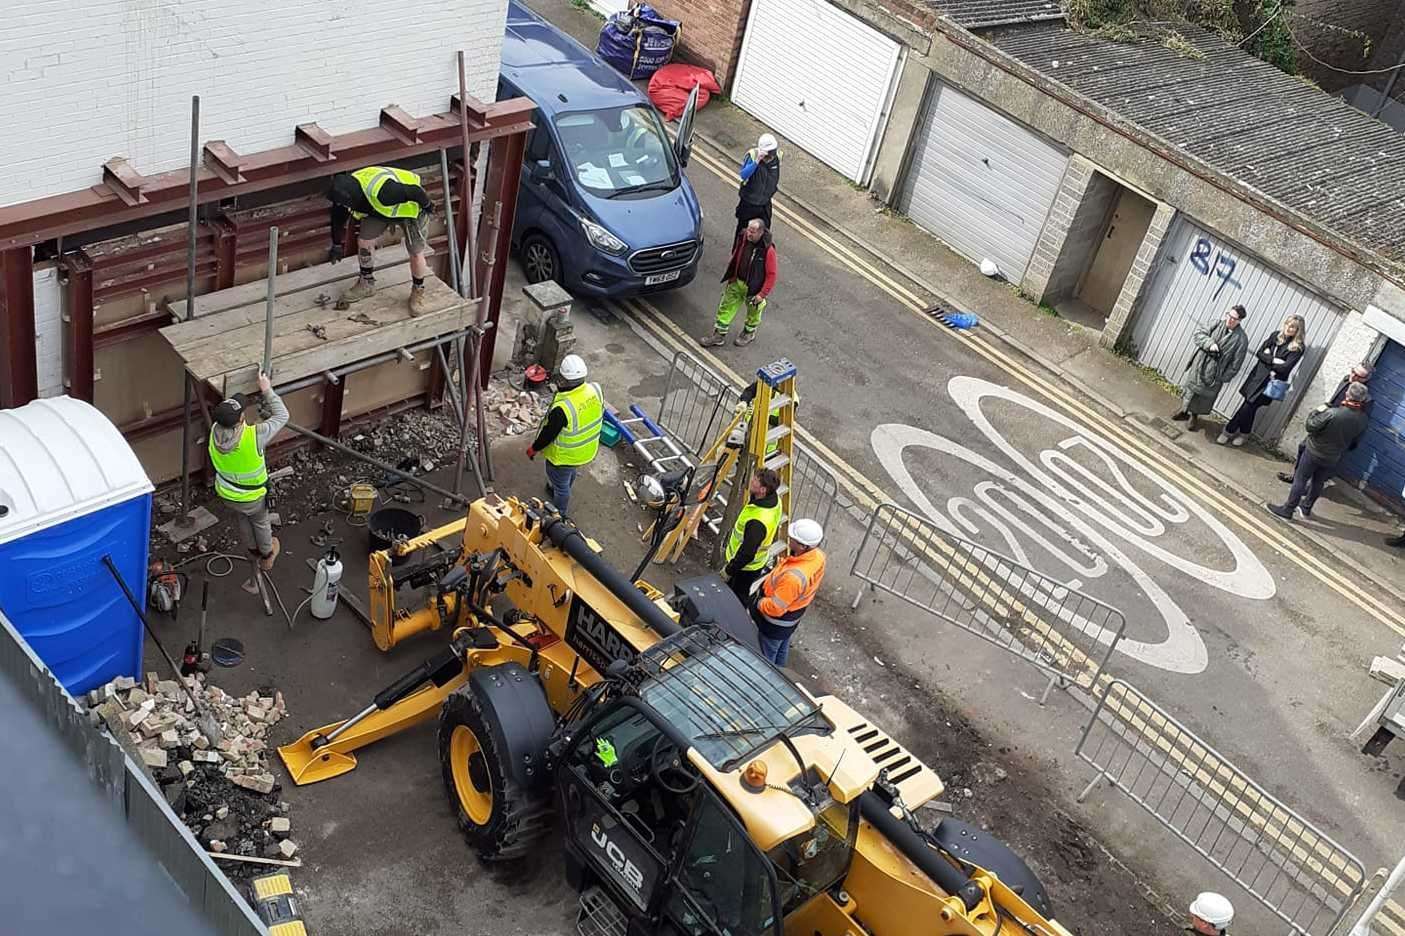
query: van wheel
[{"left": 520, "top": 233, "right": 560, "bottom": 284}]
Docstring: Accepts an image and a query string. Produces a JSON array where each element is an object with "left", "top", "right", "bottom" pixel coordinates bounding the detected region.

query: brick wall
[
  {"left": 0, "top": 0, "right": 507, "bottom": 208},
  {"left": 647, "top": 0, "right": 752, "bottom": 89}
]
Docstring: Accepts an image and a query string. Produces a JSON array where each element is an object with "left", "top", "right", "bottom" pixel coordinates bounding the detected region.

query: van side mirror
[{"left": 529, "top": 159, "right": 553, "bottom": 182}]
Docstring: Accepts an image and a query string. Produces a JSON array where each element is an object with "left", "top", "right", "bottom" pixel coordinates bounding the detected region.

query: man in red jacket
[{"left": 701, "top": 219, "right": 776, "bottom": 348}]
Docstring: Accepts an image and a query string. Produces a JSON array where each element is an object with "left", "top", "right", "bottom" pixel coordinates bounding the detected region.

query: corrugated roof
[
  {"left": 985, "top": 22, "right": 1405, "bottom": 266},
  {"left": 923, "top": 0, "right": 1064, "bottom": 28}
]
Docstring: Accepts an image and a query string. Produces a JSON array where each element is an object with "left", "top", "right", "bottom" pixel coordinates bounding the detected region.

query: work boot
[
  {"left": 340, "top": 276, "right": 375, "bottom": 304},
  {"left": 1264, "top": 503, "right": 1294, "bottom": 522},
  {"left": 735, "top": 328, "right": 757, "bottom": 347},
  {"left": 1276, "top": 471, "right": 1295, "bottom": 483},
  {"left": 259, "top": 536, "right": 281, "bottom": 572},
  {"left": 407, "top": 283, "right": 429, "bottom": 317},
  {"left": 700, "top": 329, "right": 727, "bottom": 348},
  {"left": 1170, "top": 410, "right": 1190, "bottom": 422}
]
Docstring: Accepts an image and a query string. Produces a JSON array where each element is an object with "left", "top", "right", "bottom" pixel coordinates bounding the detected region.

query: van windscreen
[{"left": 554, "top": 106, "right": 677, "bottom": 197}]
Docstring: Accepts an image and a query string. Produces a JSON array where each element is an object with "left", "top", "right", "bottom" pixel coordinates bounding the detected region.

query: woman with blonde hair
[{"left": 1219, "top": 313, "right": 1306, "bottom": 445}]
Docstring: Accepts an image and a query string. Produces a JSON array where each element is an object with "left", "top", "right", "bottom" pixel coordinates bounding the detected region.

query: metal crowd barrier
[
  {"left": 1077, "top": 679, "right": 1366, "bottom": 936},
  {"left": 848, "top": 502, "right": 1124, "bottom": 702},
  {"left": 1341, "top": 854, "right": 1405, "bottom": 935},
  {"left": 655, "top": 349, "right": 838, "bottom": 532}
]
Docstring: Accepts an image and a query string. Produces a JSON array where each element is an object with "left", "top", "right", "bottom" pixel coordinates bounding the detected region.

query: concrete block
[
  {"left": 269, "top": 817, "right": 291, "bottom": 834},
  {"left": 140, "top": 748, "right": 168, "bottom": 769},
  {"left": 126, "top": 687, "right": 150, "bottom": 707},
  {"left": 156, "top": 505, "right": 219, "bottom": 544},
  {"left": 178, "top": 760, "right": 195, "bottom": 777},
  {"left": 114, "top": 676, "right": 137, "bottom": 692},
  {"left": 277, "top": 839, "right": 298, "bottom": 859},
  {"left": 193, "top": 750, "right": 221, "bottom": 764},
  {"left": 156, "top": 680, "right": 182, "bottom": 699},
  {"left": 159, "top": 729, "right": 180, "bottom": 748}
]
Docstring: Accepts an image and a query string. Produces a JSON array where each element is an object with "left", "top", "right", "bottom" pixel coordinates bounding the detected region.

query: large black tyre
[
  {"left": 437, "top": 684, "right": 552, "bottom": 860},
  {"left": 930, "top": 818, "right": 1052, "bottom": 918}
]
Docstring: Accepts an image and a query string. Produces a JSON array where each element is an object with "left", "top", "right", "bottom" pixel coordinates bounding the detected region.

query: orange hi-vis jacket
[{"left": 756, "top": 547, "right": 826, "bottom": 632}]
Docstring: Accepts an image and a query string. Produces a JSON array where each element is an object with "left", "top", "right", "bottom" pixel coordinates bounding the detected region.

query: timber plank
[
  {"left": 184, "top": 277, "right": 463, "bottom": 380},
  {"left": 205, "top": 302, "right": 469, "bottom": 396},
  {"left": 166, "top": 243, "right": 414, "bottom": 320},
  {"left": 162, "top": 265, "right": 416, "bottom": 352}
]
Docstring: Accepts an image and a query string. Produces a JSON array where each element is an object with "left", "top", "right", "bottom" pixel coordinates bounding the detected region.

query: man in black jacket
[
  {"left": 1276, "top": 361, "right": 1373, "bottom": 483},
  {"left": 1266, "top": 381, "right": 1369, "bottom": 521},
  {"left": 736, "top": 133, "right": 781, "bottom": 233}
]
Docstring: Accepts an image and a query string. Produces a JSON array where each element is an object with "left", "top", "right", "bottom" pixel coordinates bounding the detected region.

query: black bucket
[{"left": 368, "top": 507, "right": 424, "bottom": 555}]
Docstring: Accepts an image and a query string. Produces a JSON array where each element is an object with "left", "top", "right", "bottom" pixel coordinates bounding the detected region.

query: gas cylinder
[{"left": 310, "top": 547, "right": 343, "bottom": 620}]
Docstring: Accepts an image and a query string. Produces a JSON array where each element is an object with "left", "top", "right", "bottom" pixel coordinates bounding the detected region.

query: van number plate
[{"left": 644, "top": 270, "right": 681, "bottom": 286}]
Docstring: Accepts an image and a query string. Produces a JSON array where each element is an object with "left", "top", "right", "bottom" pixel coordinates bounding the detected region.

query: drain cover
[{"left": 211, "top": 638, "right": 245, "bottom": 667}]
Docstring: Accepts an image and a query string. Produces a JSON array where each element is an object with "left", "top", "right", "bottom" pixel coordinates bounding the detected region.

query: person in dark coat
[
  {"left": 1276, "top": 361, "right": 1373, "bottom": 484},
  {"left": 736, "top": 133, "right": 780, "bottom": 233},
  {"left": 1266, "top": 381, "right": 1369, "bottom": 521},
  {"left": 1218, "top": 314, "right": 1305, "bottom": 446},
  {"left": 1173, "top": 305, "right": 1249, "bottom": 429}
]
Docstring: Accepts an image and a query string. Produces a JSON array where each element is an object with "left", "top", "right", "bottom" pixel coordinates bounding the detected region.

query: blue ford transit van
[{"left": 499, "top": 0, "right": 703, "bottom": 298}]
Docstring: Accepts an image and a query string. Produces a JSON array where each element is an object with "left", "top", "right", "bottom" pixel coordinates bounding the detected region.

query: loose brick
[
  {"left": 268, "top": 817, "right": 290, "bottom": 834},
  {"left": 277, "top": 839, "right": 298, "bottom": 859},
  {"left": 178, "top": 760, "right": 195, "bottom": 777},
  {"left": 140, "top": 748, "right": 168, "bottom": 769}
]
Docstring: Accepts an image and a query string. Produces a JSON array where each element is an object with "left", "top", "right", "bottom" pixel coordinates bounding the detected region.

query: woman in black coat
[{"left": 1218, "top": 313, "right": 1305, "bottom": 445}]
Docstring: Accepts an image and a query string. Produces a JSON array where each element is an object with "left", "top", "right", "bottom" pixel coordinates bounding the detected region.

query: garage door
[
  {"left": 900, "top": 82, "right": 1069, "bottom": 281},
  {"left": 1128, "top": 218, "right": 1345, "bottom": 442},
  {"left": 731, "top": 0, "right": 901, "bottom": 183},
  {"left": 1339, "top": 340, "right": 1405, "bottom": 500}
]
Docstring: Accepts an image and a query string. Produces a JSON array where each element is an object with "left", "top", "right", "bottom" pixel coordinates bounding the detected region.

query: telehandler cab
[{"left": 278, "top": 493, "right": 1073, "bottom": 936}]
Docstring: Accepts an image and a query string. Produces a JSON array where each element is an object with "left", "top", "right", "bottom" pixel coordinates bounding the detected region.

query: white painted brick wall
[
  {"left": 0, "top": 0, "right": 507, "bottom": 208},
  {"left": 1277, "top": 309, "right": 1382, "bottom": 454}
]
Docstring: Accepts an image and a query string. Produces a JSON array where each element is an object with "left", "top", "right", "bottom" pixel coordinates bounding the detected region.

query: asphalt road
[{"left": 507, "top": 40, "right": 1405, "bottom": 930}]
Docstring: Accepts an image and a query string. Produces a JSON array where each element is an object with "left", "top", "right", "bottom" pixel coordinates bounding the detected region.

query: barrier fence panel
[
  {"left": 656, "top": 348, "right": 839, "bottom": 533},
  {"left": 1077, "top": 679, "right": 1365, "bottom": 936},
  {"left": 1342, "top": 853, "right": 1405, "bottom": 935},
  {"left": 848, "top": 502, "right": 1124, "bottom": 700}
]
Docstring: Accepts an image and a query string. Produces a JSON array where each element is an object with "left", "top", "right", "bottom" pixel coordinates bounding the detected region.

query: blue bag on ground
[{"left": 597, "top": 4, "right": 681, "bottom": 80}]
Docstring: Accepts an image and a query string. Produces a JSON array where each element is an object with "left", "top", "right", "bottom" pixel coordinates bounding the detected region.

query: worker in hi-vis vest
[
  {"left": 327, "top": 166, "right": 436, "bottom": 316},
  {"left": 722, "top": 467, "right": 783, "bottom": 606},
  {"left": 208, "top": 372, "right": 288, "bottom": 596},
  {"left": 751, "top": 518, "right": 825, "bottom": 667},
  {"left": 527, "top": 355, "right": 603, "bottom": 516}
]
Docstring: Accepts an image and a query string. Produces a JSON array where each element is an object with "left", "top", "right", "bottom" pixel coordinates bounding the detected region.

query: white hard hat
[
  {"left": 1189, "top": 892, "right": 1234, "bottom": 928},
  {"left": 558, "top": 354, "right": 588, "bottom": 381},
  {"left": 979, "top": 258, "right": 1000, "bottom": 277},
  {"left": 757, "top": 133, "right": 778, "bottom": 154},
  {"left": 789, "top": 518, "right": 823, "bottom": 547}
]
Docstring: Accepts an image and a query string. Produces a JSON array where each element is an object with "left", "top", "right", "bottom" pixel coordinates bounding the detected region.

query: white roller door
[
  {"left": 1129, "top": 217, "right": 1345, "bottom": 441},
  {"left": 901, "top": 83, "right": 1069, "bottom": 281},
  {"left": 731, "top": 0, "right": 901, "bottom": 183}
]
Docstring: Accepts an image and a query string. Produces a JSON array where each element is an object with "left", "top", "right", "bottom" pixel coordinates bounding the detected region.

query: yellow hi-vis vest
[
  {"left": 351, "top": 166, "right": 423, "bottom": 220},
  {"left": 543, "top": 382, "right": 603, "bottom": 467},
  {"left": 724, "top": 499, "right": 782, "bottom": 572},
  {"left": 208, "top": 425, "right": 268, "bottom": 503}
]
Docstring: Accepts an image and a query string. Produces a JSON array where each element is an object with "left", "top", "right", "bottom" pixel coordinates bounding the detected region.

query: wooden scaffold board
[{"left": 159, "top": 246, "right": 473, "bottom": 397}]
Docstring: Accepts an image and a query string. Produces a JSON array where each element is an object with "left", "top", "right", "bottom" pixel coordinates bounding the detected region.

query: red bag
[{"left": 648, "top": 64, "right": 721, "bottom": 121}]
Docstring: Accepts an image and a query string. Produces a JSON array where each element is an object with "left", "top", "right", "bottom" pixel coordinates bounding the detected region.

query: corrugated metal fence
[
  {"left": 0, "top": 611, "right": 266, "bottom": 936},
  {"left": 1129, "top": 217, "right": 1345, "bottom": 443}
]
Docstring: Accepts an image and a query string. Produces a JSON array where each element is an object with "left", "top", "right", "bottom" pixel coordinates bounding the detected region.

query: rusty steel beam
[
  {"left": 319, "top": 377, "right": 346, "bottom": 440},
  {"left": 63, "top": 258, "right": 96, "bottom": 402},
  {"left": 0, "top": 97, "right": 534, "bottom": 252},
  {"left": 0, "top": 247, "right": 38, "bottom": 408},
  {"left": 475, "top": 129, "right": 526, "bottom": 388},
  {"left": 212, "top": 218, "right": 238, "bottom": 290}
]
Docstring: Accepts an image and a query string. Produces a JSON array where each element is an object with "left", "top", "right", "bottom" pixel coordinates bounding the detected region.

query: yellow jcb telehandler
[{"left": 279, "top": 493, "right": 1074, "bottom": 936}]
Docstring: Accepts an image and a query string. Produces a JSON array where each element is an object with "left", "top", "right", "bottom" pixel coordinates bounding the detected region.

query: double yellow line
[{"left": 662, "top": 139, "right": 1405, "bottom": 641}]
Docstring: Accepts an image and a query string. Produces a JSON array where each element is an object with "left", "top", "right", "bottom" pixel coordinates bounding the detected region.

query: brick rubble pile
[
  {"left": 483, "top": 372, "right": 552, "bottom": 437},
  {"left": 86, "top": 674, "right": 299, "bottom": 864}
]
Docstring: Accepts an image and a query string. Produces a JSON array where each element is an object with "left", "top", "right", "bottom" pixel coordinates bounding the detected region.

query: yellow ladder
[{"left": 749, "top": 359, "right": 798, "bottom": 565}]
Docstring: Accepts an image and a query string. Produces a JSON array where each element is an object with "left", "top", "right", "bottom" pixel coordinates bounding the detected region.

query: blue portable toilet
[{"left": 0, "top": 398, "right": 154, "bottom": 696}]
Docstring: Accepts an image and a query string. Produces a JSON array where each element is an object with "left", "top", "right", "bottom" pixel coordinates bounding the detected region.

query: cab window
[{"left": 665, "top": 790, "right": 781, "bottom": 936}]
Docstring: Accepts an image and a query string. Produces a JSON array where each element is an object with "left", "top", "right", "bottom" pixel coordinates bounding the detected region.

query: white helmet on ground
[
  {"left": 789, "top": 518, "right": 823, "bottom": 547},
  {"left": 1189, "top": 892, "right": 1234, "bottom": 929},
  {"left": 757, "top": 133, "right": 778, "bottom": 154},
  {"left": 558, "top": 354, "right": 588, "bottom": 381}
]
